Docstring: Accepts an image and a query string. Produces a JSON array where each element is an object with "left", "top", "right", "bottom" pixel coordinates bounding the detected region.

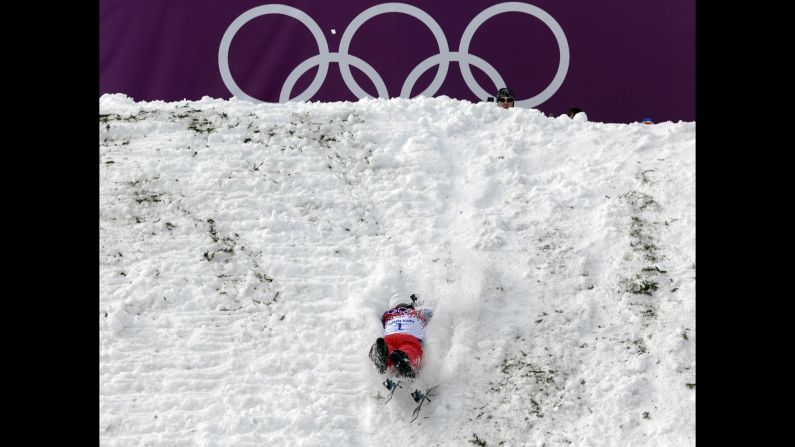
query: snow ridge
[{"left": 100, "top": 95, "right": 695, "bottom": 446}]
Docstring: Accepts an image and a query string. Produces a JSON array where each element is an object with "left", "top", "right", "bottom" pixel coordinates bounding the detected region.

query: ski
[
  {"left": 382, "top": 377, "right": 403, "bottom": 404},
  {"left": 382, "top": 378, "right": 438, "bottom": 422},
  {"left": 409, "top": 385, "right": 438, "bottom": 423}
]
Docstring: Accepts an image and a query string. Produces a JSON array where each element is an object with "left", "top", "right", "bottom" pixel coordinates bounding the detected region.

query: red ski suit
[{"left": 381, "top": 306, "right": 433, "bottom": 369}]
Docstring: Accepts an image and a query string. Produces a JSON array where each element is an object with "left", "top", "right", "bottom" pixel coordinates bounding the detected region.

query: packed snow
[{"left": 99, "top": 94, "right": 695, "bottom": 446}]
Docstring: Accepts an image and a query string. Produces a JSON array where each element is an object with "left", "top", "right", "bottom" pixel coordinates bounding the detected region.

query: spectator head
[
  {"left": 496, "top": 87, "right": 515, "bottom": 109},
  {"left": 566, "top": 107, "right": 584, "bottom": 118}
]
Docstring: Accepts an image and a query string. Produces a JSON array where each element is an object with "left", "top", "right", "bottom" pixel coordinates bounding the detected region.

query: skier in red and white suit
[{"left": 369, "top": 294, "right": 433, "bottom": 378}]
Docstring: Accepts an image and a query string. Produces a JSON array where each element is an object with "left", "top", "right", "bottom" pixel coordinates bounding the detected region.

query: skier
[{"left": 369, "top": 294, "right": 433, "bottom": 378}]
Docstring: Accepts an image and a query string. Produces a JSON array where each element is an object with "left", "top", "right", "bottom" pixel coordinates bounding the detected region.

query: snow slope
[{"left": 100, "top": 94, "right": 695, "bottom": 446}]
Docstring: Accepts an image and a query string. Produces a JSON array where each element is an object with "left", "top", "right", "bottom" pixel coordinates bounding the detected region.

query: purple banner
[{"left": 100, "top": 1, "right": 694, "bottom": 123}]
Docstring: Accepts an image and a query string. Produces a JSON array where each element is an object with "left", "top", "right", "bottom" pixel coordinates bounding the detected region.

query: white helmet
[{"left": 389, "top": 293, "right": 414, "bottom": 309}]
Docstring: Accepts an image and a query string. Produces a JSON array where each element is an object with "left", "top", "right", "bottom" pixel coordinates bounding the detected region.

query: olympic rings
[{"left": 219, "top": 2, "right": 569, "bottom": 107}]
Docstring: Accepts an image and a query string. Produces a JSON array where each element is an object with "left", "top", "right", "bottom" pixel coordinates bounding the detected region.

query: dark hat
[{"left": 497, "top": 87, "right": 515, "bottom": 98}]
